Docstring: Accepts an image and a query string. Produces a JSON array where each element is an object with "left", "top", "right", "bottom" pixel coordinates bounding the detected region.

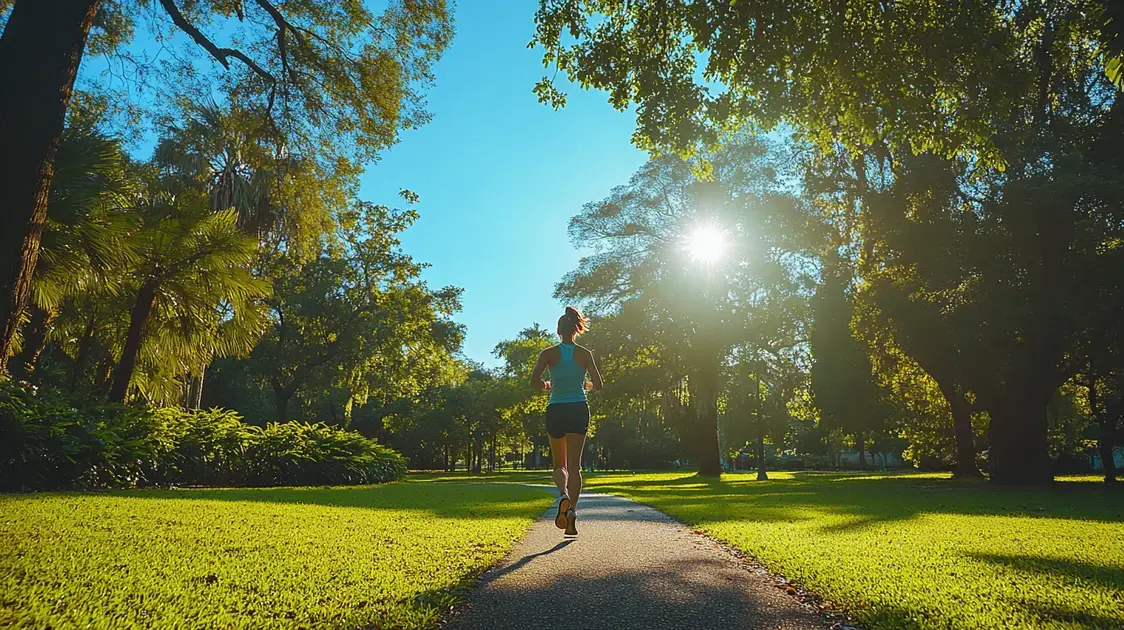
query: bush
[{"left": 0, "top": 381, "right": 405, "bottom": 491}]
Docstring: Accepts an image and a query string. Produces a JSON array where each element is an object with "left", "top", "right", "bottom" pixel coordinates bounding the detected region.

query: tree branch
[{"left": 159, "top": 0, "right": 276, "bottom": 85}]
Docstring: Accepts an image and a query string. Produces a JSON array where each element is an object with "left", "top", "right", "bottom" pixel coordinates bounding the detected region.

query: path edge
[
  {"left": 435, "top": 488, "right": 556, "bottom": 628},
  {"left": 596, "top": 492, "right": 868, "bottom": 630}
]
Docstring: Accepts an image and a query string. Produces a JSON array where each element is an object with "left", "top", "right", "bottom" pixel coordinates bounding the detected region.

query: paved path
[{"left": 447, "top": 491, "right": 825, "bottom": 630}]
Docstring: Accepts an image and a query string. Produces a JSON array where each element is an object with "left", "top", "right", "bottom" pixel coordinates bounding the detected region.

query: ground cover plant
[
  {"left": 579, "top": 471, "right": 1124, "bottom": 629},
  {"left": 0, "top": 481, "right": 552, "bottom": 629}
]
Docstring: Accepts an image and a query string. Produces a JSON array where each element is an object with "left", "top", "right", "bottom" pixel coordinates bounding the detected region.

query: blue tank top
[{"left": 549, "top": 343, "right": 587, "bottom": 404}]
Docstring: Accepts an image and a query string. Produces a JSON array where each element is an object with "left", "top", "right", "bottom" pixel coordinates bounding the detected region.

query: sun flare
[{"left": 685, "top": 225, "right": 727, "bottom": 263}]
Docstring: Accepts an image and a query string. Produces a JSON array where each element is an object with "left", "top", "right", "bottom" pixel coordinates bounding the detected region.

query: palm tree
[
  {"left": 151, "top": 103, "right": 326, "bottom": 405},
  {"left": 9, "top": 126, "right": 136, "bottom": 379},
  {"left": 108, "top": 198, "right": 268, "bottom": 404},
  {"left": 154, "top": 104, "right": 281, "bottom": 240}
]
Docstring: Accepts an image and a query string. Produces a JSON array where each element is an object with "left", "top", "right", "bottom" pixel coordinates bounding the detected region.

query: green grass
[
  {"left": 578, "top": 471, "right": 1124, "bottom": 629},
  {"left": 0, "top": 481, "right": 552, "bottom": 629}
]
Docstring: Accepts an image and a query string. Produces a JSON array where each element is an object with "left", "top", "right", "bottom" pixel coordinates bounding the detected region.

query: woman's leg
[
  {"left": 564, "top": 432, "right": 586, "bottom": 508},
  {"left": 548, "top": 435, "right": 568, "bottom": 496}
]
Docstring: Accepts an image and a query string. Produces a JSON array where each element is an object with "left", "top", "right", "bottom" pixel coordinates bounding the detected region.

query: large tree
[
  {"left": 557, "top": 139, "right": 811, "bottom": 476},
  {"left": 860, "top": 108, "right": 1124, "bottom": 484},
  {"left": 809, "top": 260, "right": 889, "bottom": 470},
  {"left": 533, "top": 0, "right": 1121, "bottom": 484},
  {"left": 8, "top": 124, "right": 135, "bottom": 380},
  {"left": 246, "top": 202, "right": 463, "bottom": 423},
  {"left": 0, "top": 0, "right": 453, "bottom": 375}
]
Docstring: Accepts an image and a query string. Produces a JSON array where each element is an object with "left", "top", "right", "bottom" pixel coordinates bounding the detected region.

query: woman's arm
[
  {"left": 584, "top": 349, "right": 604, "bottom": 392},
  {"left": 529, "top": 350, "right": 551, "bottom": 391}
]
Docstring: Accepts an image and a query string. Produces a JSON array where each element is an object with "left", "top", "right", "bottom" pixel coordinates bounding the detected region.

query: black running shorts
[{"left": 545, "top": 402, "right": 590, "bottom": 439}]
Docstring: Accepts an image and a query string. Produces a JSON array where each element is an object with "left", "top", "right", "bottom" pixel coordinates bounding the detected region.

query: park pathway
[{"left": 446, "top": 491, "right": 826, "bottom": 630}]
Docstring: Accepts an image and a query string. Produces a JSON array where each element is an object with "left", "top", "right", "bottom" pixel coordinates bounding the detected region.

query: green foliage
[
  {"left": 229, "top": 200, "right": 464, "bottom": 425},
  {"left": 0, "top": 381, "right": 405, "bottom": 491},
  {"left": 0, "top": 381, "right": 160, "bottom": 490},
  {"left": 82, "top": 0, "right": 453, "bottom": 173},
  {"left": 0, "top": 481, "right": 550, "bottom": 629},
  {"left": 532, "top": 0, "right": 1112, "bottom": 166},
  {"left": 532, "top": 0, "right": 1123, "bottom": 484},
  {"left": 586, "top": 471, "right": 1124, "bottom": 629},
  {"left": 153, "top": 102, "right": 344, "bottom": 259},
  {"left": 1097, "top": 0, "right": 1124, "bottom": 88},
  {"left": 117, "top": 200, "right": 270, "bottom": 403}
]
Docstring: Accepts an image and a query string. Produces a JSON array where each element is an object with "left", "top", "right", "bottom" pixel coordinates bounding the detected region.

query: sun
[{"left": 685, "top": 225, "right": 727, "bottom": 263}]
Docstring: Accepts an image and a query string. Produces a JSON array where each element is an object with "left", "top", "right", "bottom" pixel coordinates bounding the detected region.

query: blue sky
[{"left": 358, "top": 2, "right": 648, "bottom": 366}]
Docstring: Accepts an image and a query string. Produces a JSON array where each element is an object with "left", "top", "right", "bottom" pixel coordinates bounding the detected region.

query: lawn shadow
[
  {"left": 969, "top": 552, "right": 1124, "bottom": 591},
  {"left": 14, "top": 480, "right": 559, "bottom": 522},
  {"left": 585, "top": 471, "right": 1124, "bottom": 533}
]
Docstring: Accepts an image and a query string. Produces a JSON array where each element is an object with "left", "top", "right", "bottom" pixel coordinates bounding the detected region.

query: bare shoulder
[
  {"left": 576, "top": 344, "right": 595, "bottom": 359},
  {"left": 540, "top": 345, "right": 561, "bottom": 364}
]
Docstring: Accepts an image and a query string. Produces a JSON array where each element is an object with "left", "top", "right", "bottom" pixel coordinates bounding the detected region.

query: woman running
[{"left": 530, "top": 306, "right": 603, "bottom": 536}]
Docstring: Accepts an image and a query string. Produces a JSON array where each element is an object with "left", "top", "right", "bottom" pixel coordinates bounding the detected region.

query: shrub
[{"left": 0, "top": 382, "right": 405, "bottom": 491}]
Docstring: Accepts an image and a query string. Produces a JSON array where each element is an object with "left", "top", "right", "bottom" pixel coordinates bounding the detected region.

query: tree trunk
[
  {"left": 1098, "top": 419, "right": 1117, "bottom": 483},
  {"left": 756, "top": 428, "right": 768, "bottom": 481},
  {"left": 937, "top": 380, "right": 982, "bottom": 477},
  {"left": 0, "top": 0, "right": 101, "bottom": 376},
  {"left": 10, "top": 304, "right": 56, "bottom": 378},
  {"left": 69, "top": 308, "right": 98, "bottom": 388},
  {"left": 696, "top": 386, "right": 722, "bottom": 477},
  {"left": 988, "top": 399, "right": 1052, "bottom": 485},
  {"left": 857, "top": 434, "right": 867, "bottom": 469},
  {"left": 95, "top": 354, "right": 114, "bottom": 394},
  {"left": 274, "top": 385, "right": 291, "bottom": 422},
  {"left": 108, "top": 280, "right": 158, "bottom": 403},
  {"left": 187, "top": 363, "right": 205, "bottom": 409},
  {"left": 1088, "top": 363, "right": 1117, "bottom": 483},
  {"left": 443, "top": 444, "right": 450, "bottom": 472}
]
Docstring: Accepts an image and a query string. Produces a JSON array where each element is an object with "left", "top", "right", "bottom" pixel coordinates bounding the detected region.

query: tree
[
  {"left": 556, "top": 138, "right": 811, "bottom": 476},
  {"left": 245, "top": 202, "right": 463, "bottom": 423},
  {"left": 153, "top": 102, "right": 346, "bottom": 260},
  {"left": 107, "top": 201, "right": 267, "bottom": 403},
  {"left": 151, "top": 101, "right": 351, "bottom": 405},
  {"left": 8, "top": 124, "right": 135, "bottom": 379},
  {"left": 532, "top": 0, "right": 1113, "bottom": 163},
  {"left": 860, "top": 94, "right": 1124, "bottom": 483},
  {"left": 492, "top": 324, "right": 555, "bottom": 450},
  {"left": 809, "top": 260, "right": 889, "bottom": 469},
  {"left": 0, "top": 0, "right": 453, "bottom": 375}
]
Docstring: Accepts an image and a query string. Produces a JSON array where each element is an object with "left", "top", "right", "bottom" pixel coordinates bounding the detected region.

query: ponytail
[{"left": 559, "top": 306, "right": 588, "bottom": 338}]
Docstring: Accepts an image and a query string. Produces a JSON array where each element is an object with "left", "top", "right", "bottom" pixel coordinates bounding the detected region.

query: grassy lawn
[
  {"left": 577, "top": 471, "right": 1124, "bottom": 630},
  {"left": 0, "top": 481, "right": 552, "bottom": 629}
]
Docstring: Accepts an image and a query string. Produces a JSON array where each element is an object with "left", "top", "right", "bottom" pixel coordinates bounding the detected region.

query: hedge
[{"left": 0, "top": 381, "right": 406, "bottom": 491}]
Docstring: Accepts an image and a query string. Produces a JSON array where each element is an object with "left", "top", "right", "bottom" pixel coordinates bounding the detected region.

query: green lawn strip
[
  {"left": 581, "top": 471, "right": 1124, "bottom": 630},
  {"left": 0, "top": 482, "right": 552, "bottom": 629}
]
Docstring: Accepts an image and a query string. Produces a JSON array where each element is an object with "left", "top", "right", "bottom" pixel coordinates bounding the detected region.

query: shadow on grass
[
  {"left": 2, "top": 480, "right": 556, "bottom": 522},
  {"left": 1022, "top": 601, "right": 1124, "bottom": 628},
  {"left": 406, "top": 470, "right": 554, "bottom": 484},
  {"left": 969, "top": 552, "right": 1124, "bottom": 590},
  {"left": 586, "top": 470, "right": 1124, "bottom": 530}
]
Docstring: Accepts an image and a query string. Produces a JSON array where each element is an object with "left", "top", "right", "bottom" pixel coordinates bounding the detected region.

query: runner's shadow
[{"left": 480, "top": 540, "right": 574, "bottom": 584}]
